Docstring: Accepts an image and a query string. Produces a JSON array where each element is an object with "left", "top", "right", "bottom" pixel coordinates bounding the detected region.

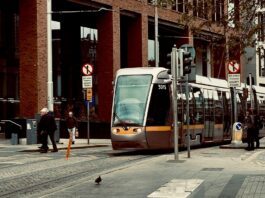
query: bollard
[{"left": 232, "top": 122, "right": 243, "bottom": 144}]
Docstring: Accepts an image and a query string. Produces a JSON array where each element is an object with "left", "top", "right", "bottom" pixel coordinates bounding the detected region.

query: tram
[{"left": 110, "top": 67, "right": 265, "bottom": 150}]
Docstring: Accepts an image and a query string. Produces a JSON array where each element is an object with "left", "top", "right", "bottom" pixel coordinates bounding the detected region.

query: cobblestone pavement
[{"left": 2, "top": 140, "right": 265, "bottom": 197}]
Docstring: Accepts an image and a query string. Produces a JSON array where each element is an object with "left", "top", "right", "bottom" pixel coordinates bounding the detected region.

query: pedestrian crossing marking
[{"left": 148, "top": 179, "right": 203, "bottom": 198}]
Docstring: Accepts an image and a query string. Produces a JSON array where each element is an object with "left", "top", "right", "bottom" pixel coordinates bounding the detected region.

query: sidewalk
[{"left": 0, "top": 138, "right": 112, "bottom": 152}]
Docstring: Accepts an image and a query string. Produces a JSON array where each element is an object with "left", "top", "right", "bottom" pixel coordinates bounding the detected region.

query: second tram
[{"left": 111, "top": 67, "right": 265, "bottom": 150}]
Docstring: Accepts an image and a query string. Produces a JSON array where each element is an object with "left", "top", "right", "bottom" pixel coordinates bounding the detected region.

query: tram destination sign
[{"left": 228, "top": 74, "right": 241, "bottom": 87}]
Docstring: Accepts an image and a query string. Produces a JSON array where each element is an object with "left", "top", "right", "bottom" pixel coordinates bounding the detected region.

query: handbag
[{"left": 75, "top": 129, "right": 79, "bottom": 137}]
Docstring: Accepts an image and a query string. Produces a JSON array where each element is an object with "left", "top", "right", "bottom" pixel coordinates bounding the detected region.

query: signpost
[
  {"left": 82, "top": 63, "right": 94, "bottom": 144},
  {"left": 82, "top": 63, "right": 94, "bottom": 76},
  {"left": 227, "top": 60, "right": 240, "bottom": 136},
  {"left": 227, "top": 61, "right": 241, "bottom": 88}
]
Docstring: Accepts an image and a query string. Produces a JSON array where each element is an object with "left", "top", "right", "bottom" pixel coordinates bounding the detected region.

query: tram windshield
[{"left": 112, "top": 75, "right": 152, "bottom": 126}]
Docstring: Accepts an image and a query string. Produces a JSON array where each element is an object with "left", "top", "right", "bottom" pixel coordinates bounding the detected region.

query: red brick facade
[
  {"left": 17, "top": 0, "right": 228, "bottom": 122},
  {"left": 19, "top": 0, "right": 47, "bottom": 117}
]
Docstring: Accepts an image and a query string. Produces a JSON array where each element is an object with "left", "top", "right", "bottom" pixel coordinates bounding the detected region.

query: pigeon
[{"left": 95, "top": 176, "right": 102, "bottom": 184}]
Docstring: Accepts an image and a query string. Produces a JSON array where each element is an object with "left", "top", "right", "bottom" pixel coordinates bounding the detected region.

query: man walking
[
  {"left": 66, "top": 111, "right": 78, "bottom": 144},
  {"left": 37, "top": 108, "right": 58, "bottom": 153}
]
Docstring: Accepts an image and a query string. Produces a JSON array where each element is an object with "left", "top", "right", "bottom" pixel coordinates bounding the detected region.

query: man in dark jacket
[
  {"left": 253, "top": 110, "right": 262, "bottom": 148},
  {"left": 244, "top": 110, "right": 255, "bottom": 151},
  {"left": 37, "top": 108, "right": 58, "bottom": 153}
]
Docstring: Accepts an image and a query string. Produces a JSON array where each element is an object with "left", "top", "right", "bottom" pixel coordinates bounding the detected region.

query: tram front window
[{"left": 112, "top": 75, "right": 152, "bottom": 126}]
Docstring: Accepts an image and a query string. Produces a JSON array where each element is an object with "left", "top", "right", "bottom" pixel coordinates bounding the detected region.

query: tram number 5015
[{"left": 158, "top": 85, "right": 167, "bottom": 90}]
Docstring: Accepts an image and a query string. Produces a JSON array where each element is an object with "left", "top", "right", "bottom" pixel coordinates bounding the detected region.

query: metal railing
[{"left": 1, "top": 120, "right": 22, "bottom": 130}]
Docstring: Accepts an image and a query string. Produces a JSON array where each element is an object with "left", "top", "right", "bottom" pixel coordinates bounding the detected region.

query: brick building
[{"left": 0, "top": 0, "right": 238, "bottom": 137}]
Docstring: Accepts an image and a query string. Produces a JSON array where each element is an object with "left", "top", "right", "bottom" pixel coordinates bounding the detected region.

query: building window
[
  {"left": 212, "top": 0, "right": 224, "bottom": 22},
  {"left": 258, "top": 12, "right": 265, "bottom": 41},
  {"left": 258, "top": 0, "right": 265, "bottom": 8},
  {"left": 193, "top": 0, "right": 208, "bottom": 19},
  {"left": 258, "top": 47, "right": 265, "bottom": 77},
  {"left": 0, "top": 1, "right": 20, "bottom": 119}
]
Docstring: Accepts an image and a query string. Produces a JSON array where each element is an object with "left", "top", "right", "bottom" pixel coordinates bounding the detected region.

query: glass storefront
[{"left": 0, "top": 1, "right": 20, "bottom": 119}]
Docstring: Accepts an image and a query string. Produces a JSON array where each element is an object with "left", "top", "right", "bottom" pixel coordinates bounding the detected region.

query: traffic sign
[
  {"left": 82, "top": 63, "right": 93, "bottom": 76},
  {"left": 86, "top": 88, "right": 93, "bottom": 101},
  {"left": 228, "top": 61, "right": 240, "bottom": 74},
  {"left": 228, "top": 74, "right": 241, "bottom": 87},
  {"left": 82, "top": 76, "right": 93, "bottom": 88}
]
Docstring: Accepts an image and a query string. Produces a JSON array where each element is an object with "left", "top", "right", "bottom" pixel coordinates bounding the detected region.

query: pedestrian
[
  {"left": 37, "top": 107, "right": 58, "bottom": 153},
  {"left": 244, "top": 110, "right": 255, "bottom": 151},
  {"left": 66, "top": 111, "right": 78, "bottom": 144},
  {"left": 253, "top": 110, "right": 262, "bottom": 148}
]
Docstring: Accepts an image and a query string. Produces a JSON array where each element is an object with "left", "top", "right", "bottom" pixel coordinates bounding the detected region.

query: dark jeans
[
  {"left": 247, "top": 128, "right": 255, "bottom": 150},
  {"left": 40, "top": 130, "right": 58, "bottom": 151},
  {"left": 254, "top": 129, "right": 260, "bottom": 148}
]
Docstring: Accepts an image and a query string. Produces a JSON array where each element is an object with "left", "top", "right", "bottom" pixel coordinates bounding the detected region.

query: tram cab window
[{"left": 146, "top": 84, "right": 170, "bottom": 126}]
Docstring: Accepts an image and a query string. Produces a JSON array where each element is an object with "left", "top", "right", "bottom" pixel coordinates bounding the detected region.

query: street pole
[
  {"left": 47, "top": 0, "right": 54, "bottom": 111},
  {"left": 87, "top": 100, "right": 90, "bottom": 144},
  {"left": 154, "top": 0, "right": 159, "bottom": 67},
  {"left": 249, "top": 73, "right": 254, "bottom": 110},
  {"left": 185, "top": 74, "right": 190, "bottom": 158},
  {"left": 234, "top": 88, "right": 238, "bottom": 122},
  {"left": 171, "top": 46, "right": 179, "bottom": 160}
]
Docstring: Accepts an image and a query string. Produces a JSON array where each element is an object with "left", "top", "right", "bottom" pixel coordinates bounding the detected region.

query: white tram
[{"left": 111, "top": 67, "right": 265, "bottom": 150}]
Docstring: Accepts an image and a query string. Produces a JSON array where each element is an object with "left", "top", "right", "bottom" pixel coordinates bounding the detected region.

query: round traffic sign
[
  {"left": 82, "top": 64, "right": 93, "bottom": 76},
  {"left": 235, "top": 122, "right": 242, "bottom": 130},
  {"left": 228, "top": 61, "right": 240, "bottom": 74}
]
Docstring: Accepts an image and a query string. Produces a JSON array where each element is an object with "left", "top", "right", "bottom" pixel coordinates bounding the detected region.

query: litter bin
[
  {"left": 9, "top": 123, "right": 20, "bottom": 145},
  {"left": 26, "top": 119, "right": 38, "bottom": 144}
]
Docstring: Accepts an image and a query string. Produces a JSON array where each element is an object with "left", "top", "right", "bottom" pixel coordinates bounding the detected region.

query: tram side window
[
  {"left": 193, "top": 87, "right": 204, "bottom": 124},
  {"left": 214, "top": 91, "right": 223, "bottom": 124},
  {"left": 146, "top": 84, "right": 170, "bottom": 126},
  {"left": 204, "top": 89, "right": 214, "bottom": 122},
  {"left": 237, "top": 92, "right": 245, "bottom": 123}
]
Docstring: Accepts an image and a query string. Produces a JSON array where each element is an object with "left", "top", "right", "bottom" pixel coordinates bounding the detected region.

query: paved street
[{"left": 1, "top": 139, "right": 265, "bottom": 197}]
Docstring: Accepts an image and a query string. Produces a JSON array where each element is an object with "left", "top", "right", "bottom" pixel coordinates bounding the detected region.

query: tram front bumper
[{"left": 111, "top": 127, "right": 148, "bottom": 150}]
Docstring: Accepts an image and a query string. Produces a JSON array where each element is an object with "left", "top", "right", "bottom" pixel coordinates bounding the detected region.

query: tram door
[
  {"left": 146, "top": 84, "right": 171, "bottom": 148},
  {"left": 203, "top": 89, "right": 214, "bottom": 141}
]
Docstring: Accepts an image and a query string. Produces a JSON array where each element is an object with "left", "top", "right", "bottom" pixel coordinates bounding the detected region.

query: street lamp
[
  {"left": 154, "top": 0, "right": 159, "bottom": 67},
  {"left": 47, "top": 0, "right": 54, "bottom": 111}
]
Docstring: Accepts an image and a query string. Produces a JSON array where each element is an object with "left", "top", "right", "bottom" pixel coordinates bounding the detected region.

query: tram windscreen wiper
[{"left": 114, "top": 112, "right": 129, "bottom": 130}]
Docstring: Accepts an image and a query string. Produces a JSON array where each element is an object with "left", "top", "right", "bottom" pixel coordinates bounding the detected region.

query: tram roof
[
  {"left": 116, "top": 67, "right": 168, "bottom": 76},
  {"left": 195, "top": 75, "right": 228, "bottom": 88}
]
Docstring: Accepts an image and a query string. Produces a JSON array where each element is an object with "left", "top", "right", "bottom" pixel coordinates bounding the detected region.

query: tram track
[{"left": 0, "top": 149, "right": 156, "bottom": 198}]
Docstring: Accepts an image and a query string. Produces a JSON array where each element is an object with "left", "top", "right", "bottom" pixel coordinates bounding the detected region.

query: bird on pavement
[{"left": 95, "top": 176, "right": 102, "bottom": 184}]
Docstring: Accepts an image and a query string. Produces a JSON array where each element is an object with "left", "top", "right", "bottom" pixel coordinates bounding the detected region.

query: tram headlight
[
  {"left": 133, "top": 128, "right": 142, "bottom": 133},
  {"left": 112, "top": 128, "right": 120, "bottom": 134}
]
